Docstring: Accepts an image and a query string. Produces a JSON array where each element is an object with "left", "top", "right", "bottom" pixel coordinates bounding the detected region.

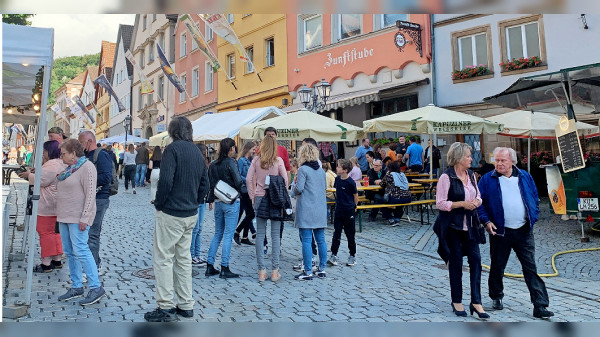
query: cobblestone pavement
[{"left": 3, "top": 177, "right": 600, "bottom": 322}]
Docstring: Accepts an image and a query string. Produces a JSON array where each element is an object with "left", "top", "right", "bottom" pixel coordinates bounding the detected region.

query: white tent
[{"left": 2, "top": 23, "right": 54, "bottom": 309}]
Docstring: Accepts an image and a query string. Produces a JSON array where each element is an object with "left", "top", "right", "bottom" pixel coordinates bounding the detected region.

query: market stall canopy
[
  {"left": 487, "top": 110, "right": 600, "bottom": 139},
  {"left": 240, "top": 109, "right": 365, "bottom": 141},
  {"left": 362, "top": 104, "right": 503, "bottom": 134},
  {"left": 99, "top": 134, "right": 149, "bottom": 145},
  {"left": 482, "top": 63, "right": 600, "bottom": 123},
  {"left": 149, "top": 131, "right": 170, "bottom": 147}
]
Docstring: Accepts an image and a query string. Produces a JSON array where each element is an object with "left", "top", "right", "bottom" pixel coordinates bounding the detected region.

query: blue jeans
[
  {"left": 207, "top": 200, "right": 240, "bottom": 267},
  {"left": 300, "top": 228, "right": 327, "bottom": 273},
  {"left": 190, "top": 203, "right": 206, "bottom": 257},
  {"left": 59, "top": 223, "right": 100, "bottom": 289},
  {"left": 88, "top": 198, "right": 110, "bottom": 268},
  {"left": 135, "top": 164, "right": 147, "bottom": 187}
]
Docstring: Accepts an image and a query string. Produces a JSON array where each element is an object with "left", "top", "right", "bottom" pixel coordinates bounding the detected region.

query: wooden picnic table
[
  {"left": 326, "top": 183, "right": 421, "bottom": 193},
  {"left": 413, "top": 178, "right": 439, "bottom": 199},
  {"left": 404, "top": 173, "right": 431, "bottom": 177}
]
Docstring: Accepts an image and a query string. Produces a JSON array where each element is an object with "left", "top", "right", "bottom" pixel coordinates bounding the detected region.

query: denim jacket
[{"left": 238, "top": 156, "right": 252, "bottom": 194}]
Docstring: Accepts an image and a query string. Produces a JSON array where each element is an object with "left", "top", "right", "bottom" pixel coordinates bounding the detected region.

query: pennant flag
[
  {"left": 200, "top": 14, "right": 250, "bottom": 62},
  {"left": 64, "top": 96, "right": 82, "bottom": 117},
  {"left": 125, "top": 49, "right": 155, "bottom": 94},
  {"left": 179, "top": 14, "right": 221, "bottom": 72},
  {"left": 50, "top": 103, "right": 67, "bottom": 121},
  {"left": 72, "top": 95, "right": 95, "bottom": 124},
  {"left": 156, "top": 43, "right": 185, "bottom": 93},
  {"left": 94, "top": 74, "right": 126, "bottom": 112}
]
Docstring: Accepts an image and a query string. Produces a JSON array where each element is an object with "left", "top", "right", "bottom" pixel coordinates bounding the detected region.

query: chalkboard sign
[{"left": 556, "top": 130, "right": 585, "bottom": 173}]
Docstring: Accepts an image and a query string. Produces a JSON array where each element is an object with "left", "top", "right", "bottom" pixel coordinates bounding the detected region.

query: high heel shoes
[
  {"left": 469, "top": 303, "right": 490, "bottom": 320},
  {"left": 451, "top": 303, "right": 467, "bottom": 317}
]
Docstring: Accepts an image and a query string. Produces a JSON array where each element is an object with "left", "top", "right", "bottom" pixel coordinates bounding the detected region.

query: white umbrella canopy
[
  {"left": 363, "top": 104, "right": 504, "bottom": 134},
  {"left": 240, "top": 109, "right": 365, "bottom": 141},
  {"left": 149, "top": 131, "right": 171, "bottom": 147},
  {"left": 487, "top": 110, "right": 600, "bottom": 139}
]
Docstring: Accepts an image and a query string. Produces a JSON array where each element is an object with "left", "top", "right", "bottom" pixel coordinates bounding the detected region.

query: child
[{"left": 328, "top": 159, "right": 358, "bottom": 267}]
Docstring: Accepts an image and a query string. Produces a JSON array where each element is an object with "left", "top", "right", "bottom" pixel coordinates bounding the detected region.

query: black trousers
[
  {"left": 123, "top": 165, "right": 136, "bottom": 189},
  {"left": 447, "top": 227, "right": 482, "bottom": 304},
  {"left": 489, "top": 224, "right": 549, "bottom": 307},
  {"left": 236, "top": 192, "right": 256, "bottom": 238},
  {"left": 331, "top": 210, "right": 356, "bottom": 256}
]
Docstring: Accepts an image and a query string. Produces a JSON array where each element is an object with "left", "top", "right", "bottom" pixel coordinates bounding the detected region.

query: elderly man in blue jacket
[{"left": 477, "top": 147, "right": 553, "bottom": 319}]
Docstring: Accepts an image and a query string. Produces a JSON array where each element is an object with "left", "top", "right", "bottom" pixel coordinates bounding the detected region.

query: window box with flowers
[
  {"left": 452, "top": 65, "right": 493, "bottom": 83},
  {"left": 500, "top": 56, "right": 547, "bottom": 76}
]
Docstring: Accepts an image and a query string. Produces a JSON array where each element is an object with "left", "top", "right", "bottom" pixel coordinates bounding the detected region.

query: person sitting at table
[
  {"left": 348, "top": 157, "right": 362, "bottom": 187},
  {"left": 365, "top": 151, "right": 375, "bottom": 170},
  {"left": 378, "top": 161, "right": 412, "bottom": 226},
  {"left": 366, "top": 159, "right": 387, "bottom": 222}
]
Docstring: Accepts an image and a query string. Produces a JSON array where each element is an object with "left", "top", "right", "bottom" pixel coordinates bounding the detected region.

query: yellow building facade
[{"left": 216, "top": 14, "right": 290, "bottom": 112}]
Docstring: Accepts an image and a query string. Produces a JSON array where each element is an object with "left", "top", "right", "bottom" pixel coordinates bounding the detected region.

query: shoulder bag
[{"left": 214, "top": 160, "right": 240, "bottom": 204}]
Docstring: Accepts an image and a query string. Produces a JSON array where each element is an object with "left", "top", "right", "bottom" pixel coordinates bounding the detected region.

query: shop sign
[
  {"left": 276, "top": 128, "right": 300, "bottom": 138},
  {"left": 395, "top": 20, "right": 422, "bottom": 57},
  {"left": 324, "top": 47, "right": 374, "bottom": 69},
  {"left": 431, "top": 121, "right": 473, "bottom": 133},
  {"left": 157, "top": 123, "right": 166, "bottom": 132},
  {"left": 156, "top": 115, "right": 164, "bottom": 122}
]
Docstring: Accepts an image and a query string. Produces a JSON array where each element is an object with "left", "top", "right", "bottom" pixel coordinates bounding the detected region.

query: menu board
[{"left": 555, "top": 116, "right": 586, "bottom": 173}]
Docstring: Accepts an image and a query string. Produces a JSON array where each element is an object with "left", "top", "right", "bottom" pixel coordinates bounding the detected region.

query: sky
[{"left": 30, "top": 14, "right": 136, "bottom": 59}]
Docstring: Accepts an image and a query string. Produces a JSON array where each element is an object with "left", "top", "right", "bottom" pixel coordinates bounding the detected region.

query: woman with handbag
[
  {"left": 246, "top": 136, "right": 288, "bottom": 282},
  {"left": 433, "top": 142, "right": 489, "bottom": 319},
  {"left": 205, "top": 138, "right": 244, "bottom": 279},
  {"left": 17, "top": 140, "right": 67, "bottom": 272}
]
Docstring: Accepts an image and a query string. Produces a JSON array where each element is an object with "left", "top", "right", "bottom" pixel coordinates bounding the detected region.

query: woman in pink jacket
[{"left": 18, "top": 140, "right": 67, "bottom": 272}]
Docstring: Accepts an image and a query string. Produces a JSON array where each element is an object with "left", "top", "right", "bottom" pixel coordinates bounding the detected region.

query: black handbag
[
  {"left": 473, "top": 210, "right": 486, "bottom": 244},
  {"left": 55, "top": 221, "right": 60, "bottom": 234}
]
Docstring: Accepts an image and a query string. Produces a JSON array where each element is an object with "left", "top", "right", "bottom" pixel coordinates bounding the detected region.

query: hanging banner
[
  {"left": 65, "top": 96, "right": 91, "bottom": 128},
  {"left": 125, "top": 49, "right": 154, "bottom": 94},
  {"left": 156, "top": 43, "right": 185, "bottom": 93},
  {"left": 200, "top": 14, "right": 249, "bottom": 62},
  {"left": 94, "top": 74, "right": 126, "bottom": 112},
  {"left": 50, "top": 103, "right": 67, "bottom": 121},
  {"left": 179, "top": 14, "right": 221, "bottom": 72},
  {"left": 72, "top": 95, "right": 95, "bottom": 124}
]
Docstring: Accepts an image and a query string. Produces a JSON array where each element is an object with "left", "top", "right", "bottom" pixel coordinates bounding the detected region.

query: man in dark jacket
[
  {"left": 366, "top": 159, "right": 386, "bottom": 221},
  {"left": 135, "top": 142, "right": 149, "bottom": 187},
  {"left": 478, "top": 147, "right": 553, "bottom": 319},
  {"left": 145, "top": 117, "right": 209, "bottom": 322},
  {"left": 79, "top": 131, "right": 113, "bottom": 274}
]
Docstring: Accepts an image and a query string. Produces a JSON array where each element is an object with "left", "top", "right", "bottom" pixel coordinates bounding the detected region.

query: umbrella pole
[
  {"left": 430, "top": 133, "right": 434, "bottom": 179},
  {"left": 527, "top": 136, "right": 531, "bottom": 173}
]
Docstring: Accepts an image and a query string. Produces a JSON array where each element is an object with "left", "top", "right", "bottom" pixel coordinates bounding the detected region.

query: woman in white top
[
  {"left": 348, "top": 157, "right": 362, "bottom": 186},
  {"left": 123, "top": 144, "right": 137, "bottom": 194}
]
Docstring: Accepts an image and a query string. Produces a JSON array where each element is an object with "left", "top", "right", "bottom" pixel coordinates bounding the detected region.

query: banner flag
[
  {"left": 50, "top": 103, "right": 67, "bottom": 121},
  {"left": 72, "top": 95, "right": 95, "bottom": 124},
  {"left": 200, "top": 14, "right": 249, "bottom": 62},
  {"left": 125, "top": 49, "right": 155, "bottom": 94},
  {"left": 179, "top": 14, "right": 222, "bottom": 72},
  {"left": 94, "top": 74, "right": 126, "bottom": 112},
  {"left": 156, "top": 43, "right": 185, "bottom": 93}
]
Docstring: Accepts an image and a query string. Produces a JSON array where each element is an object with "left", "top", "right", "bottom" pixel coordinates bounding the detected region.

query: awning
[{"left": 283, "top": 78, "right": 429, "bottom": 113}]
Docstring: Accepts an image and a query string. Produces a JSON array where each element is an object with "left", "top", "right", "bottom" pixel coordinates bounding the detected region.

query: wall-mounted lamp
[{"left": 581, "top": 14, "right": 589, "bottom": 29}]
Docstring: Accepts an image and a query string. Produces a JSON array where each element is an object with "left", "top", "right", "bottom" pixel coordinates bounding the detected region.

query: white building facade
[{"left": 109, "top": 24, "right": 134, "bottom": 137}]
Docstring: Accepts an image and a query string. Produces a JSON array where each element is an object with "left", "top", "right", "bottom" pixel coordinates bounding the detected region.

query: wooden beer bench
[{"left": 355, "top": 199, "right": 436, "bottom": 232}]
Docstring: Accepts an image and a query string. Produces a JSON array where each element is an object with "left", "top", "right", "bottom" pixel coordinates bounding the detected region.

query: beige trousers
[{"left": 153, "top": 211, "right": 198, "bottom": 310}]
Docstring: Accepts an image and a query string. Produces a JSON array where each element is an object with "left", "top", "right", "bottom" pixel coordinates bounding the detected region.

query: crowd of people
[{"left": 14, "top": 118, "right": 554, "bottom": 322}]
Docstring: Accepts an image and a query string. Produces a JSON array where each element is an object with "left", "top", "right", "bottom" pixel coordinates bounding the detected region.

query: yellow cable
[{"left": 482, "top": 247, "right": 600, "bottom": 278}]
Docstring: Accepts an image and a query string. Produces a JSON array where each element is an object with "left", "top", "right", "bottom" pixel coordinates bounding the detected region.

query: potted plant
[
  {"left": 500, "top": 56, "right": 543, "bottom": 72},
  {"left": 452, "top": 64, "right": 491, "bottom": 80}
]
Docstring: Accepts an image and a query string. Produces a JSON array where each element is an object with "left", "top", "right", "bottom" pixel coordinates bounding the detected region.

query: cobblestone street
[{"left": 3, "top": 177, "right": 600, "bottom": 322}]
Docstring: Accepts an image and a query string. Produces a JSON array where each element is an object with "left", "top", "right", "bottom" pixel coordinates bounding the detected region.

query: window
[
  {"left": 179, "top": 74, "right": 186, "bottom": 102},
  {"left": 143, "top": 15, "right": 147, "bottom": 30},
  {"left": 265, "top": 38, "right": 275, "bottom": 67},
  {"left": 374, "top": 14, "right": 407, "bottom": 30},
  {"left": 205, "top": 22, "right": 213, "bottom": 41},
  {"left": 192, "top": 35, "right": 198, "bottom": 50},
  {"left": 140, "top": 50, "right": 145, "bottom": 68},
  {"left": 498, "top": 15, "right": 546, "bottom": 72},
  {"left": 192, "top": 67, "right": 199, "bottom": 97},
  {"left": 227, "top": 53, "right": 236, "bottom": 78},
  {"left": 138, "top": 87, "right": 142, "bottom": 110},
  {"left": 158, "top": 76, "right": 164, "bottom": 100},
  {"left": 205, "top": 62, "right": 213, "bottom": 92},
  {"left": 180, "top": 33, "right": 187, "bottom": 57},
  {"left": 458, "top": 33, "right": 488, "bottom": 69},
  {"left": 147, "top": 81, "right": 154, "bottom": 106},
  {"left": 158, "top": 32, "right": 165, "bottom": 50},
  {"left": 227, "top": 14, "right": 234, "bottom": 23},
  {"left": 333, "top": 14, "right": 361, "bottom": 41},
  {"left": 245, "top": 46, "right": 254, "bottom": 73},
  {"left": 149, "top": 41, "right": 155, "bottom": 63},
  {"left": 152, "top": 14, "right": 157, "bottom": 21},
  {"left": 303, "top": 15, "right": 323, "bottom": 51}
]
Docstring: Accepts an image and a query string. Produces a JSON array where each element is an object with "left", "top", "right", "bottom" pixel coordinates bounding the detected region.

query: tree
[{"left": 2, "top": 14, "right": 34, "bottom": 26}]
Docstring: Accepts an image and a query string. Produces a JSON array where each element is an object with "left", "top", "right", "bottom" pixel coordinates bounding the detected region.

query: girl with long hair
[{"left": 234, "top": 141, "right": 258, "bottom": 245}]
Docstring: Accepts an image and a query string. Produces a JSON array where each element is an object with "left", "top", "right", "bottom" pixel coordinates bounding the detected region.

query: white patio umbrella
[{"left": 363, "top": 104, "right": 504, "bottom": 177}]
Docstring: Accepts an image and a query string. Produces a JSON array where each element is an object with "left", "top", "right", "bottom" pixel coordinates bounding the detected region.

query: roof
[
  {"left": 99, "top": 41, "right": 116, "bottom": 74},
  {"left": 68, "top": 70, "right": 87, "bottom": 85}
]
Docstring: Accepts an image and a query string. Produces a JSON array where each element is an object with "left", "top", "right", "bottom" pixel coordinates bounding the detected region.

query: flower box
[
  {"left": 451, "top": 65, "right": 492, "bottom": 81},
  {"left": 500, "top": 56, "right": 543, "bottom": 72}
]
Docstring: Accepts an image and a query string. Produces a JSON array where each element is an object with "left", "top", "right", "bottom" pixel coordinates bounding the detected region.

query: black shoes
[
  {"left": 166, "top": 307, "right": 194, "bottom": 318},
  {"left": 469, "top": 303, "right": 490, "bottom": 320},
  {"left": 144, "top": 307, "right": 179, "bottom": 322},
  {"left": 205, "top": 264, "right": 220, "bottom": 277},
  {"left": 219, "top": 265, "right": 240, "bottom": 279},
  {"left": 233, "top": 232, "right": 241, "bottom": 245},
  {"left": 451, "top": 303, "right": 467, "bottom": 317},
  {"left": 492, "top": 298, "right": 503, "bottom": 310},
  {"left": 51, "top": 260, "right": 63, "bottom": 269},
  {"left": 533, "top": 306, "right": 554, "bottom": 319},
  {"left": 33, "top": 263, "right": 53, "bottom": 273},
  {"left": 240, "top": 238, "right": 255, "bottom": 245}
]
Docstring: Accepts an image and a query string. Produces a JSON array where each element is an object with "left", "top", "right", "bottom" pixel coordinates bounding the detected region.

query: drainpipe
[{"left": 430, "top": 14, "right": 439, "bottom": 164}]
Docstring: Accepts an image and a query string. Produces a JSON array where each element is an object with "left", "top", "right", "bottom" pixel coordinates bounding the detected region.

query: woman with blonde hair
[
  {"left": 348, "top": 157, "right": 362, "bottom": 184},
  {"left": 246, "top": 136, "right": 288, "bottom": 282}
]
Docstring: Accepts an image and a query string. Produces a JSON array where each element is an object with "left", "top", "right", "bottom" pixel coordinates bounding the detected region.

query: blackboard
[{"left": 557, "top": 131, "right": 585, "bottom": 172}]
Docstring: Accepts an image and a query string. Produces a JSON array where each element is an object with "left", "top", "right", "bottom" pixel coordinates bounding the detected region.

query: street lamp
[
  {"left": 123, "top": 114, "right": 131, "bottom": 144},
  {"left": 298, "top": 78, "right": 331, "bottom": 113}
]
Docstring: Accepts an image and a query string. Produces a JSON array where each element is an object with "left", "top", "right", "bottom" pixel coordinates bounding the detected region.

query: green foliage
[
  {"left": 2, "top": 14, "right": 34, "bottom": 26},
  {"left": 49, "top": 53, "right": 100, "bottom": 105}
]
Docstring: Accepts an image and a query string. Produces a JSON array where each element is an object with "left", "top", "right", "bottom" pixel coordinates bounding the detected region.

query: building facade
[
  {"left": 433, "top": 14, "right": 600, "bottom": 162},
  {"left": 285, "top": 14, "right": 433, "bottom": 158},
  {"left": 130, "top": 14, "right": 178, "bottom": 139},
  {"left": 109, "top": 24, "right": 134, "bottom": 137},
  {"left": 52, "top": 71, "right": 86, "bottom": 138},
  {"left": 94, "top": 41, "right": 116, "bottom": 140},
  {"left": 173, "top": 14, "right": 218, "bottom": 121},
  {"left": 216, "top": 14, "right": 291, "bottom": 112},
  {"left": 68, "top": 66, "right": 97, "bottom": 138}
]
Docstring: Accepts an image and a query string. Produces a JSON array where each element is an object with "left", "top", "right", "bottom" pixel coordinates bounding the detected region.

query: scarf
[
  {"left": 57, "top": 156, "right": 88, "bottom": 181},
  {"left": 302, "top": 161, "right": 320, "bottom": 170},
  {"left": 391, "top": 172, "right": 408, "bottom": 190}
]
